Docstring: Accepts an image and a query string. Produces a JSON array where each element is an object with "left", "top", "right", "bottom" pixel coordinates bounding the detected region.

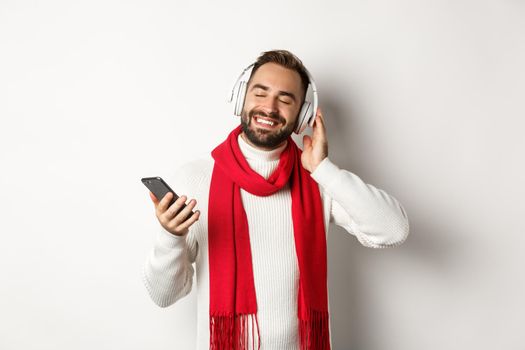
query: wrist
[
  {"left": 311, "top": 156, "right": 327, "bottom": 173},
  {"left": 158, "top": 227, "right": 188, "bottom": 249}
]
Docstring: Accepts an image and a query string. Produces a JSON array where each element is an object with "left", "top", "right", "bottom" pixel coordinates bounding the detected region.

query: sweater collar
[{"left": 237, "top": 133, "right": 287, "bottom": 162}]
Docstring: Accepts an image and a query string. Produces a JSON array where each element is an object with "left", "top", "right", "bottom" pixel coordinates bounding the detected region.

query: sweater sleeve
[
  {"left": 142, "top": 160, "right": 205, "bottom": 308},
  {"left": 142, "top": 228, "right": 198, "bottom": 307},
  {"left": 310, "top": 157, "right": 409, "bottom": 248}
]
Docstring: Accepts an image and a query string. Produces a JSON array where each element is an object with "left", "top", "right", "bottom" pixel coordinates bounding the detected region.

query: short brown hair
[{"left": 248, "top": 50, "right": 310, "bottom": 101}]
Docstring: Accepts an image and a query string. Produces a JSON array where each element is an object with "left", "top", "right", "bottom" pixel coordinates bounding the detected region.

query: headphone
[{"left": 228, "top": 63, "right": 319, "bottom": 134}]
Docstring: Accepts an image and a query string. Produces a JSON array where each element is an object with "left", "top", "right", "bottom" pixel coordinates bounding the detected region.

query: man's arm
[
  {"left": 143, "top": 183, "right": 200, "bottom": 307},
  {"left": 302, "top": 108, "right": 409, "bottom": 247},
  {"left": 142, "top": 228, "right": 197, "bottom": 307},
  {"left": 311, "top": 157, "right": 409, "bottom": 248}
]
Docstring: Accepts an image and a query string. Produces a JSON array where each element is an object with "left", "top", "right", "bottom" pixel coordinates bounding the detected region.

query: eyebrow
[{"left": 250, "top": 83, "right": 297, "bottom": 102}]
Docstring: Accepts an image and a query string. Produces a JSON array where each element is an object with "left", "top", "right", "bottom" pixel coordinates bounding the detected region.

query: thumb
[{"left": 149, "top": 191, "right": 160, "bottom": 206}]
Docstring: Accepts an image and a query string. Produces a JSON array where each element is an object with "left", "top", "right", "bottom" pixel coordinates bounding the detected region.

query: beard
[{"left": 240, "top": 108, "right": 295, "bottom": 149}]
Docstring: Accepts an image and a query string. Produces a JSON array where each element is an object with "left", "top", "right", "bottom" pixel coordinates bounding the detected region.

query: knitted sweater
[{"left": 143, "top": 135, "right": 410, "bottom": 349}]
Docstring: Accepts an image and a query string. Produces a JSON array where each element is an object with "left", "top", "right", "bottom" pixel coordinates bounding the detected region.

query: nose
[{"left": 260, "top": 95, "right": 279, "bottom": 114}]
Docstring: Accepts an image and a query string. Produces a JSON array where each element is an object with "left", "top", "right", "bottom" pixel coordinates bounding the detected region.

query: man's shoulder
[
  {"left": 176, "top": 155, "right": 214, "bottom": 176},
  {"left": 167, "top": 155, "right": 214, "bottom": 193}
]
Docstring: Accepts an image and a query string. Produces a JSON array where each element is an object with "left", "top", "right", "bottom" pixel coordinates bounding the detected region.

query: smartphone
[{"left": 141, "top": 177, "right": 195, "bottom": 220}]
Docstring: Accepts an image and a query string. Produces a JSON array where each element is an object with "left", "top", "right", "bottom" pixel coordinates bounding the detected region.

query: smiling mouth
[{"left": 253, "top": 115, "right": 280, "bottom": 128}]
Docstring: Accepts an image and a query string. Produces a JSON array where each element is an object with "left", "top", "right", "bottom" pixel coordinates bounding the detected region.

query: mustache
[{"left": 249, "top": 110, "right": 285, "bottom": 124}]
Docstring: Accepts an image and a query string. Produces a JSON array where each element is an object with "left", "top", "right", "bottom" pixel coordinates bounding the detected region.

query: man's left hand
[{"left": 301, "top": 108, "right": 328, "bottom": 173}]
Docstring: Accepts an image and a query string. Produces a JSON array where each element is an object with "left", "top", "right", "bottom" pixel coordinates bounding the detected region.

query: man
[{"left": 143, "top": 50, "right": 409, "bottom": 350}]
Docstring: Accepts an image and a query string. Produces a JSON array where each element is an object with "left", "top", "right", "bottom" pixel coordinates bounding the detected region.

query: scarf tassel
[
  {"left": 299, "top": 309, "right": 331, "bottom": 350},
  {"left": 210, "top": 313, "right": 261, "bottom": 350}
]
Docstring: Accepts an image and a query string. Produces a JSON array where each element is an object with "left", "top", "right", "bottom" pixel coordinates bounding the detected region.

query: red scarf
[{"left": 209, "top": 125, "right": 330, "bottom": 350}]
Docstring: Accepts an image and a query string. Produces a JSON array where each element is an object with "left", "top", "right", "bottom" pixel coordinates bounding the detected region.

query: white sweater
[{"left": 143, "top": 135, "right": 409, "bottom": 349}]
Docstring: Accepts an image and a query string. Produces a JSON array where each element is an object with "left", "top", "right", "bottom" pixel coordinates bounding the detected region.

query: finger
[
  {"left": 157, "top": 192, "right": 176, "bottom": 215},
  {"left": 163, "top": 195, "right": 188, "bottom": 219},
  {"left": 173, "top": 198, "right": 198, "bottom": 223},
  {"left": 312, "top": 112, "right": 326, "bottom": 139},
  {"left": 176, "top": 210, "right": 201, "bottom": 232},
  {"left": 303, "top": 135, "right": 312, "bottom": 149},
  {"left": 166, "top": 198, "right": 198, "bottom": 230},
  {"left": 314, "top": 109, "right": 325, "bottom": 128},
  {"left": 149, "top": 191, "right": 160, "bottom": 206}
]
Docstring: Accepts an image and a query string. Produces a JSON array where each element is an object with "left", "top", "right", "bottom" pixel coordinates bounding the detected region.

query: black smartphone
[{"left": 141, "top": 177, "right": 195, "bottom": 220}]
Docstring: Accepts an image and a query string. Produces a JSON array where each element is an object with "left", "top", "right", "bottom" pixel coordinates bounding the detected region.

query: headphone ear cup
[
  {"left": 234, "top": 81, "right": 247, "bottom": 116},
  {"left": 294, "top": 101, "right": 312, "bottom": 134}
]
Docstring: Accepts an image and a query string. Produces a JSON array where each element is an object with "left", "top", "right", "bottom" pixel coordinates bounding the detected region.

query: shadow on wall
[
  {"left": 328, "top": 225, "right": 365, "bottom": 350},
  {"left": 322, "top": 94, "right": 368, "bottom": 349},
  {"left": 328, "top": 216, "right": 464, "bottom": 349},
  {"left": 322, "top": 94, "right": 465, "bottom": 349}
]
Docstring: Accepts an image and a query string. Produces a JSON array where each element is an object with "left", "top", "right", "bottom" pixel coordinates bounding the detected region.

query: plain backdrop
[{"left": 1, "top": 0, "right": 524, "bottom": 349}]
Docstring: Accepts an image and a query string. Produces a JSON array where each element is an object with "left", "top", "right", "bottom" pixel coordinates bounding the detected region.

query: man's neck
[
  {"left": 239, "top": 132, "right": 287, "bottom": 152},
  {"left": 237, "top": 132, "right": 287, "bottom": 162}
]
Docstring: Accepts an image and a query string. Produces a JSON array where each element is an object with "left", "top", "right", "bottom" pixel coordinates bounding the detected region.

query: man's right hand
[{"left": 149, "top": 191, "right": 200, "bottom": 236}]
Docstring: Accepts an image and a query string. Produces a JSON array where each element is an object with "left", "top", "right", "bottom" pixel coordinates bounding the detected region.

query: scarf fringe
[
  {"left": 299, "top": 309, "right": 331, "bottom": 350},
  {"left": 210, "top": 313, "right": 261, "bottom": 350}
]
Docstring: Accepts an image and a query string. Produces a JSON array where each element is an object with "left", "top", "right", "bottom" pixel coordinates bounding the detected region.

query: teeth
[{"left": 256, "top": 117, "right": 275, "bottom": 126}]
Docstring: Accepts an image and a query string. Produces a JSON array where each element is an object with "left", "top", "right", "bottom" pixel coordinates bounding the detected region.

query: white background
[{"left": 1, "top": 0, "right": 524, "bottom": 349}]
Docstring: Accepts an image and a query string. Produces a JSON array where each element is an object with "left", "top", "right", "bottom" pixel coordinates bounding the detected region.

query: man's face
[{"left": 240, "top": 62, "right": 304, "bottom": 150}]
